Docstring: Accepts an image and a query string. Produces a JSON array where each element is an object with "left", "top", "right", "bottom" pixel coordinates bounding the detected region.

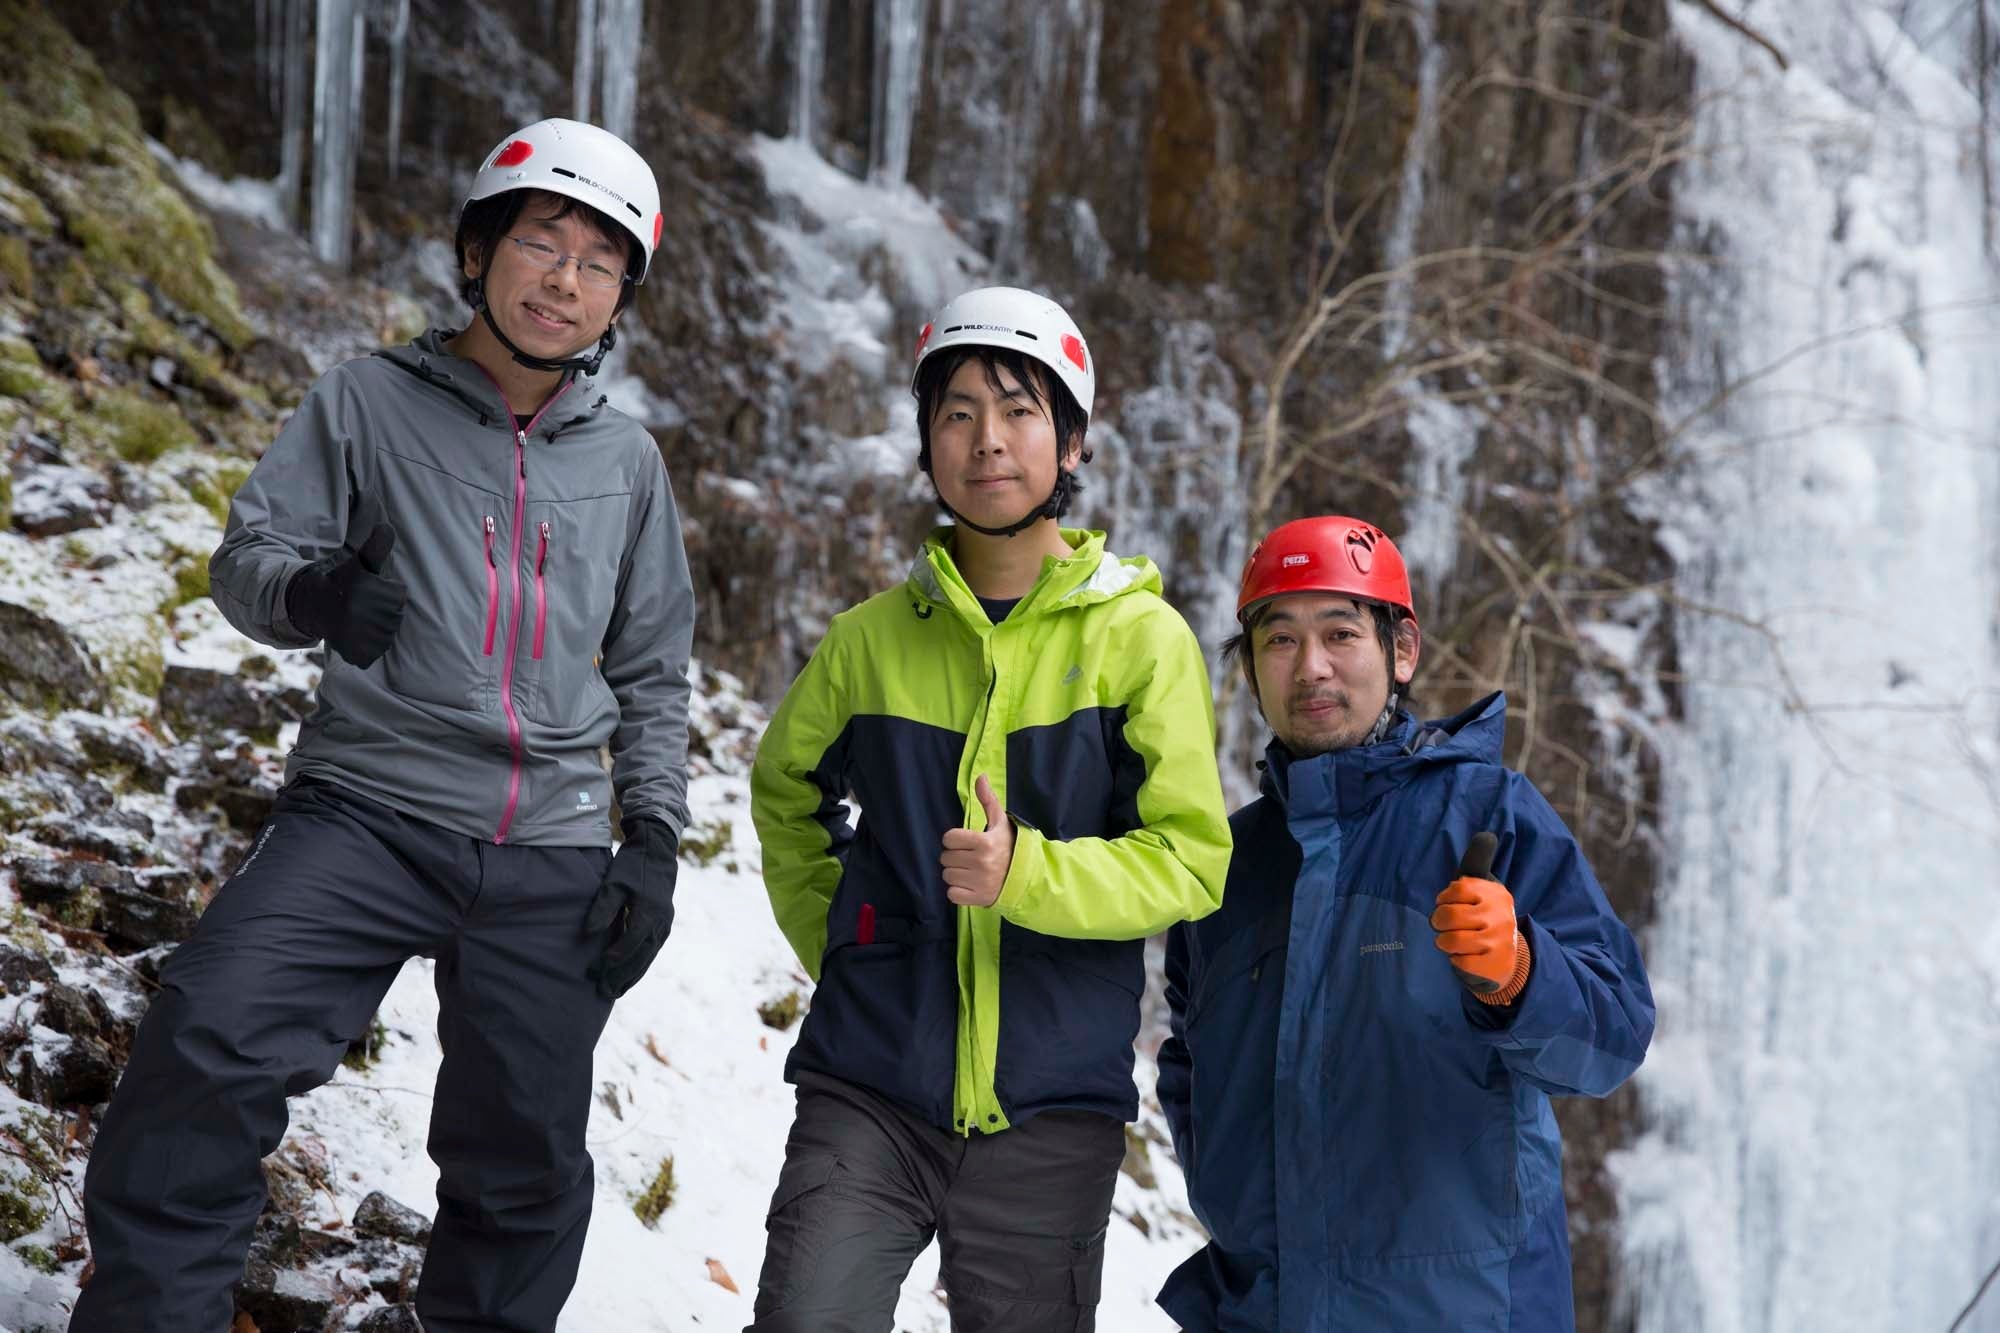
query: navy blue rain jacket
[{"left": 1156, "top": 693, "right": 1654, "bottom": 1331}]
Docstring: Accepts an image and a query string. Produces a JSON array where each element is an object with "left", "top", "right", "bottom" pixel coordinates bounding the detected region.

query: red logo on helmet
[
  {"left": 651, "top": 213, "right": 664, "bottom": 248},
  {"left": 1346, "top": 527, "right": 1376, "bottom": 575},
  {"left": 1061, "top": 334, "right": 1088, "bottom": 374},
  {"left": 493, "top": 140, "right": 534, "bottom": 168},
  {"left": 914, "top": 322, "right": 934, "bottom": 363}
]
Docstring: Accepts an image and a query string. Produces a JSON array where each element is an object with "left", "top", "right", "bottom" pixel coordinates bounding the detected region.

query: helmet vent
[{"left": 1013, "top": 329, "right": 1038, "bottom": 339}]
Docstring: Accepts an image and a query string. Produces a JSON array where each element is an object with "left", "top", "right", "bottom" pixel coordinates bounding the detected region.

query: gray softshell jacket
[{"left": 210, "top": 329, "right": 693, "bottom": 846}]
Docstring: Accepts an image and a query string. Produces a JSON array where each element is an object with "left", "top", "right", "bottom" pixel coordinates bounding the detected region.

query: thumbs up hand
[
  {"left": 941, "top": 773, "right": 1015, "bottom": 908},
  {"left": 1430, "top": 831, "right": 1533, "bottom": 1006},
  {"left": 285, "top": 521, "right": 408, "bottom": 668}
]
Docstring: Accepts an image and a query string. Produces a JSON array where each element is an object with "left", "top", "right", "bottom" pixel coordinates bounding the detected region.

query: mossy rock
[
  {"left": 342, "top": 1017, "right": 389, "bottom": 1072},
  {"left": 0, "top": 337, "right": 51, "bottom": 403},
  {"left": 98, "top": 388, "right": 195, "bottom": 461},
  {"left": 632, "top": 1156, "right": 676, "bottom": 1227},
  {"left": 0, "top": 234, "right": 30, "bottom": 297},
  {"left": 757, "top": 990, "right": 803, "bottom": 1031},
  {"left": 160, "top": 557, "right": 210, "bottom": 615},
  {"left": 106, "top": 640, "right": 166, "bottom": 699},
  {"left": 181, "top": 459, "right": 251, "bottom": 526},
  {"left": 679, "top": 815, "right": 733, "bottom": 866},
  {"left": 0, "top": 1176, "right": 48, "bottom": 1244},
  {"left": 11, "top": 1241, "right": 59, "bottom": 1274},
  {"left": 31, "top": 117, "right": 101, "bottom": 162},
  {"left": 0, "top": 173, "right": 56, "bottom": 235},
  {"left": 0, "top": 0, "right": 250, "bottom": 346}
]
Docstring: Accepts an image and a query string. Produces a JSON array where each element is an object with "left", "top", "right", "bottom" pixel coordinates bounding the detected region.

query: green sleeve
[
  {"left": 750, "top": 630, "right": 853, "bottom": 981},
  {"left": 993, "top": 611, "right": 1231, "bottom": 939}
]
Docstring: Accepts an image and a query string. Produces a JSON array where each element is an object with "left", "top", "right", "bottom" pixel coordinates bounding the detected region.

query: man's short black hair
[
  {"left": 1222, "top": 597, "right": 1418, "bottom": 711},
  {"left": 455, "top": 189, "right": 643, "bottom": 317},
  {"left": 912, "top": 346, "right": 1091, "bottom": 514}
]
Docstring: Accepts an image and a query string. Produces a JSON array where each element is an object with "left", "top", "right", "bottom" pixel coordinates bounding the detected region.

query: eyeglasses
[{"left": 502, "top": 236, "right": 630, "bottom": 289}]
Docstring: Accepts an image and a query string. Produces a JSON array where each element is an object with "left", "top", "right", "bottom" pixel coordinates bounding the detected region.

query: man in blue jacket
[{"left": 1156, "top": 514, "right": 1654, "bottom": 1332}]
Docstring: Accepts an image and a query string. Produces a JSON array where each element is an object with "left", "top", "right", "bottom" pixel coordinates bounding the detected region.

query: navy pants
[
  {"left": 748, "top": 1071, "right": 1127, "bottom": 1333},
  {"left": 71, "top": 778, "right": 615, "bottom": 1333}
]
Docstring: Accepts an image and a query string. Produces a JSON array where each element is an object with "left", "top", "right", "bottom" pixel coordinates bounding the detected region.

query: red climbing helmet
[{"left": 1236, "top": 516, "right": 1416, "bottom": 623}]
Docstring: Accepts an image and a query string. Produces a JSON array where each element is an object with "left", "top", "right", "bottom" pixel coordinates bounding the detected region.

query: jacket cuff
[
  {"left": 1474, "top": 930, "right": 1532, "bottom": 1006},
  {"left": 994, "top": 822, "right": 1045, "bottom": 919}
]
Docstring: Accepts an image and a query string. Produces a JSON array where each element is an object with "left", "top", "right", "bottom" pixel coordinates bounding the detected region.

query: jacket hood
[
  {"left": 1261, "top": 690, "right": 1508, "bottom": 814},
  {"left": 373, "top": 328, "right": 610, "bottom": 436},
  {"left": 905, "top": 527, "right": 1162, "bottom": 627}
]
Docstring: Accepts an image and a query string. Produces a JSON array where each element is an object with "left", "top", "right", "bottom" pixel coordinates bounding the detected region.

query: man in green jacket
[{"left": 747, "top": 287, "right": 1231, "bottom": 1331}]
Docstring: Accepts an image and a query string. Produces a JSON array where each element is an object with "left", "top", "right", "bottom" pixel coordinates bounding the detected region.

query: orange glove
[{"left": 1430, "top": 832, "right": 1531, "bottom": 1006}]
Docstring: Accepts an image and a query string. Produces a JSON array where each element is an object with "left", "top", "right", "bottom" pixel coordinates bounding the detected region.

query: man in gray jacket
[{"left": 70, "top": 118, "right": 693, "bottom": 1333}]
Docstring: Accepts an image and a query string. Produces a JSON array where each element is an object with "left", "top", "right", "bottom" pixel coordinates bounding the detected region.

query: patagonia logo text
[{"left": 1358, "top": 940, "right": 1405, "bottom": 956}]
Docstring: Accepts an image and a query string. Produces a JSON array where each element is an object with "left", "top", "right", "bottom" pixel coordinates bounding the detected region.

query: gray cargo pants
[
  {"left": 748, "top": 1070, "right": 1127, "bottom": 1333},
  {"left": 70, "top": 778, "right": 615, "bottom": 1333}
]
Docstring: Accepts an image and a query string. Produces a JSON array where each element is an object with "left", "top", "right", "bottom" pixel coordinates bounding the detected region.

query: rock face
[
  {"left": 0, "top": 600, "right": 107, "bottom": 711},
  {"left": 9, "top": 2, "right": 1696, "bottom": 1323},
  {"left": 8, "top": 463, "right": 113, "bottom": 535}
]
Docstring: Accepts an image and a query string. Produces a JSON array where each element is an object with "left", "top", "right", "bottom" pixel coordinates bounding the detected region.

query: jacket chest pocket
[
  {"left": 1184, "top": 918, "right": 1285, "bottom": 1037},
  {"left": 377, "top": 480, "right": 498, "bottom": 713},
  {"left": 519, "top": 497, "right": 624, "bottom": 729}
]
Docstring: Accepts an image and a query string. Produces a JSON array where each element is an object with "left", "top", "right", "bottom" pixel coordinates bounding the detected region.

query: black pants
[
  {"left": 748, "top": 1071, "right": 1127, "bottom": 1333},
  {"left": 70, "top": 779, "right": 615, "bottom": 1333}
]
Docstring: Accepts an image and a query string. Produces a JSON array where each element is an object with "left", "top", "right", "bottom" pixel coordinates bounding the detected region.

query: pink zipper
[
  {"left": 482, "top": 516, "right": 499, "bottom": 656},
  {"left": 469, "top": 367, "right": 573, "bottom": 844},
  {"left": 532, "top": 521, "right": 550, "bottom": 660}
]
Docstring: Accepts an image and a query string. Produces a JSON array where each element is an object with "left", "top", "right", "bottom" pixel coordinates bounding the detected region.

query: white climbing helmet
[
  {"left": 465, "top": 118, "right": 663, "bottom": 282},
  {"left": 910, "top": 286, "right": 1094, "bottom": 420}
]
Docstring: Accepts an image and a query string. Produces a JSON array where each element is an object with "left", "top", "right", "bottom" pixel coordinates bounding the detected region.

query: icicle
[
  {"left": 278, "top": 0, "right": 309, "bottom": 228},
  {"left": 756, "top": 0, "right": 775, "bottom": 72},
  {"left": 1078, "top": 0, "right": 1102, "bottom": 134},
  {"left": 598, "top": 0, "right": 644, "bottom": 143},
  {"left": 793, "top": 0, "right": 823, "bottom": 147},
  {"left": 870, "top": 0, "right": 923, "bottom": 185},
  {"left": 386, "top": 0, "right": 410, "bottom": 178},
  {"left": 574, "top": 0, "right": 600, "bottom": 123},
  {"left": 256, "top": 0, "right": 271, "bottom": 115},
  {"left": 1379, "top": 0, "right": 1440, "bottom": 360},
  {"left": 309, "top": 0, "right": 365, "bottom": 267},
  {"left": 993, "top": 4, "right": 1056, "bottom": 272}
]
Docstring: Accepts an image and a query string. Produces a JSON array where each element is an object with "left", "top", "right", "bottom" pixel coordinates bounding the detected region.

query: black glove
[
  {"left": 284, "top": 522, "right": 407, "bottom": 668},
  {"left": 584, "top": 817, "right": 679, "bottom": 1000}
]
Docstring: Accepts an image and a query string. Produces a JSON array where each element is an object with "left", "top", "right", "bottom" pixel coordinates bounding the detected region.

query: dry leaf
[
  {"left": 643, "top": 1034, "right": 670, "bottom": 1067},
  {"left": 759, "top": 1035, "right": 768, "bottom": 1051},
  {"left": 231, "top": 1314, "right": 261, "bottom": 1333},
  {"left": 705, "top": 1257, "right": 740, "bottom": 1294}
]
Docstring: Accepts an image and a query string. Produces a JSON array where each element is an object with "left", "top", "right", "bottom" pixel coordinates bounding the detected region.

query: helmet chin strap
[
  {"left": 1364, "top": 691, "right": 1402, "bottom": 746},
  {"left": 1363, "top": 632, "right": 1405, "bottom": 744},
  {"left": 938, "top": 468, "right": 1078, "bottom": 539},
  {"left": 468, "top": 277, "right": 617, "bottom": 377}
]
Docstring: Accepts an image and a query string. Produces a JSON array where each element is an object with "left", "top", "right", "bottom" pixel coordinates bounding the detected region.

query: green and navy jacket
[{"left": 751, "top": 528, "right": 1231, "bottom": 1135}]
